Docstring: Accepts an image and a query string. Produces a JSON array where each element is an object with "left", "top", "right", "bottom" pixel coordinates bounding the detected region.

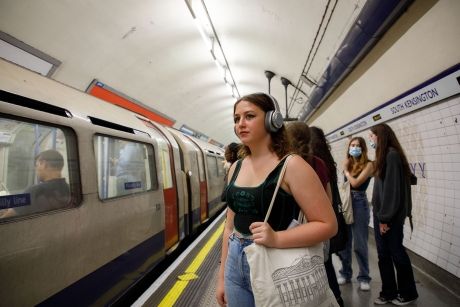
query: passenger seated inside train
[{"left": 0, "top": 149, "right": 70, "bottom": 218}]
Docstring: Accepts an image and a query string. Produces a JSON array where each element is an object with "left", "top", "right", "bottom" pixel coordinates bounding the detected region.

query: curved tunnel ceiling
[
  {"left": 0, "top": 0, "right": 372, "bottom": 146},
  {"left": 297, "top": 0, "right": 415, "bottom": 122}
]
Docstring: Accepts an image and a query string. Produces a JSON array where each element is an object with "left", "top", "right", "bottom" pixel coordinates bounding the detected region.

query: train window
[
  {"left": 0, "top": 116, "right": 80, "bottom": 220},
  {"left": 158, "top": 141, "right": 173, "bottom": 189},
  {"left": 206, "top": 155, "right": 218, "bottom": 179},
  {"left": 196, "top": 151, "right": 205, "bottom": 182},
  {"left": 216, "top": 156, "right": 225, "bottom": 177},
  {"left": 93, "top": 135, "right": 158, "bottom": 199}
]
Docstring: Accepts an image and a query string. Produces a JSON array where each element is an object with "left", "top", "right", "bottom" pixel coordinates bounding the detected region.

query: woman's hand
[
  {"left": 249, "top": 222, "right": 279, "bottom": 247},
  {"left": 379, "top": 223, "right": 390, "bottom": 235},
  {"left": 216, "top": 277, "right": 226, "bottom": 306}
]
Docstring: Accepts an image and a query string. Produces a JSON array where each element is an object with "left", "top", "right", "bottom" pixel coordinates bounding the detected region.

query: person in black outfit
[
  {"left": 309, "top": 126, "right": 346, "bottom": 307},
  {"left": 370, "top": 123, "right": 418, "bottom": 306}
]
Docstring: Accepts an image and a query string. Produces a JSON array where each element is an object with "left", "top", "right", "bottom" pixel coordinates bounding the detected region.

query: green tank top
[{"left": 225, "top": 156, "right": 301, "bottom": 236}]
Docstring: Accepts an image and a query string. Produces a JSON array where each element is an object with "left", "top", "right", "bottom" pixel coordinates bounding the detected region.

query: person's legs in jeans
[
  {"left": 373, "top": 216, "right": 397, "bottom": 300},
  {"left": 352, "top": 192, "right": 371, "bottom": 283},
  {"left": 224, "top": 234, "right": 255, "bottom": 307},
  {"left": 385, "top": 223, "right": 418, "bottom": 300}
]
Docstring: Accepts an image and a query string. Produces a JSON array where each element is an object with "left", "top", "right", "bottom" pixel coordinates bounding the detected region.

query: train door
[
  {"left": 193, "top": 144, "right": 208, "bottom": 223},
  {"left": 204, "top": 152, "right": 225, "bottom": 217},
  {"left": 185, "top": 138, "right": 209, "bottom": 223},
  {"left": 137, "top": 118, "right": 179, "bottom": 251},
  {"left": 187, "top": 138, "right": 226, "bottom": 218},
  {"left": 167, "top": 128, "right": 202, "bottom": 234}
]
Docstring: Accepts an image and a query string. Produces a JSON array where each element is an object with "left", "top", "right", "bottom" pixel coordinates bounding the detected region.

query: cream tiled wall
[{"left": 328, "top": 95, "right": 460, "bottom": 278}]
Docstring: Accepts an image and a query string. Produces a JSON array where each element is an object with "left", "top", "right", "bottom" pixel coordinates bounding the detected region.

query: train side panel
[
  {"left": 0, "top": 58, "right": 226, "bottom": 305},
  {"left": 188, "top": 137, "right": 226, "bottom": 218}
]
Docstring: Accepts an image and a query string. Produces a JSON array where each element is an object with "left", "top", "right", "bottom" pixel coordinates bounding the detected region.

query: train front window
[
  {"left": 0, "top": 116, "right": 80, "bottom": 220},
  {"left": 93, "top": 135, "right": 157, "bottom": 199}
]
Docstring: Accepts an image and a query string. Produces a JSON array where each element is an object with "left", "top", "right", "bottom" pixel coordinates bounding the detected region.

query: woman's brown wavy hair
[
  {"left": 233, "top": 93, "right": 291, "bottom": 159},
  {"left": 370, "top": 123, "right": 411, "bottom": 179}
]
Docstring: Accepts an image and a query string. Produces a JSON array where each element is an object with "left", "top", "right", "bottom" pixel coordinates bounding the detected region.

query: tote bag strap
[{"left": 263, "top": 154, "right": 293, "bottom": 223}]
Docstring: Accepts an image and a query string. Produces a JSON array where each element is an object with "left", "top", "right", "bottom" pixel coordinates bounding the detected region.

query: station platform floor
[{"left": 133, "top": 210, "right": 460, "bottom": 307}]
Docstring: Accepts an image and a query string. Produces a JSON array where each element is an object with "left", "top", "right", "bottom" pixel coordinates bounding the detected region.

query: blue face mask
[
  {"left": 369, "top": 140, "right": 376, "bottom": 149},
  {"left": 349, "top": 147, "right": 362, "bottom": 157}
]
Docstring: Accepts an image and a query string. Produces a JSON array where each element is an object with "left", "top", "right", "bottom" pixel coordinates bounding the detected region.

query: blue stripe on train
[{"left": 38, "top": 230, "right": 165, "bottom": 306}]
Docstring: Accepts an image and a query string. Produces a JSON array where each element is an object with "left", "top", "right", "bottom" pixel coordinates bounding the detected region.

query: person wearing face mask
[{"left": 337, "top": 136, "right": 374, "bottom": 291}]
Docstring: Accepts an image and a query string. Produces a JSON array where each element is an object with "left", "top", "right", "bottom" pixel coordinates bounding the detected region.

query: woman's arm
[
  {"left": 344, "top": 161, "right": 373, "bottom": 188},
  {"left": 249, "top": 155, "right": 337, "bottom": 248},
  {"left": 216, "top": 209, "right": 234, "bottom": 306},
  {"left": 378, "top": 150, "right": 403, "bottom": 223}
]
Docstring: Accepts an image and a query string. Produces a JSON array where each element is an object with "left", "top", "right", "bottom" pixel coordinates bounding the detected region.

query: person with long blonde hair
[{"left": 337, "top": 136, "right": 374, "bottom": 291}]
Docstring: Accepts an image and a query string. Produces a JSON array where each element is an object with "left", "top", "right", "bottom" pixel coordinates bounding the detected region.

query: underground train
[{"left": 0, "top": 59, "right": 226, "bottom": 306}]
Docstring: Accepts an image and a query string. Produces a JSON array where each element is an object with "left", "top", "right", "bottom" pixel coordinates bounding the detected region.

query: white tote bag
[
  {"left": 339, "top": 180, "right": 353, "bottom": 224},
  {"left": 244, "top": 156, "right": 338, "bottom": 307}
]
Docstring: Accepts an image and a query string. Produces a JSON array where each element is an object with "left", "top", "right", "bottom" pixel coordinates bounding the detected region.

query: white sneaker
[
  {"left": 360, "top": 281, "right": 370, "bottom": 291},
  {"left": 374, "top": 296, "right": 391, "bottom": 305},
  {"left": 337, "top": 276, "right": 350, "bottom": 285}
]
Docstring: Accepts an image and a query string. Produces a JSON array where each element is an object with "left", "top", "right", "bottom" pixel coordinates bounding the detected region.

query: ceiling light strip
[{"left": 186, "top": 0, "right": 240, "bottom": 98}]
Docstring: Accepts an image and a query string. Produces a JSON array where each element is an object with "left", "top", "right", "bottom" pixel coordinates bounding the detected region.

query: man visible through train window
[{"left": 5, "top": 149, "right": 71, "bottom": 217}]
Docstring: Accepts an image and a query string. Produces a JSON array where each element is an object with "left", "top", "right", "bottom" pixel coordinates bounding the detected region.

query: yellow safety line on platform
[{"left": 158, "top": 222, "right": 224, "bottom": 307}]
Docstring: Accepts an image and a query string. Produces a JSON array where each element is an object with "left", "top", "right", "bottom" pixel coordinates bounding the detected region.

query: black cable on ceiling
[
  {"left": 287, "top": 0, "right": 332, "bottom": 112},
  {"left": 288, "top": 0, "right": 338, "bottom": 115}
]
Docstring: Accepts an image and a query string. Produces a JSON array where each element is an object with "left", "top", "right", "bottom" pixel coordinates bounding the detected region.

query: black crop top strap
[
  {"left": 228, "top": 159, "right": 243, "bottom": 186},
  {"left": 226, "top": 155, "right": 300, "bottom": 236}
]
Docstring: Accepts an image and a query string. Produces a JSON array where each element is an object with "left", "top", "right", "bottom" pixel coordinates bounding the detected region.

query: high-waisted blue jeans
[
  {"left": 224, "top": 233, "right": 255, "bottom": 307},
  {"left": 338, "top": 190, "right": 371, "bottom": 282}
]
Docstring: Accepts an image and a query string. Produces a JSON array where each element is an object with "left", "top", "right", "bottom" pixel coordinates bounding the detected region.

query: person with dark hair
[
  {"left": 337, "top": 136, "right": 374, "bottom": 291},
  {"left": 370, "top": 123, "right": 418, "bottom": 306},
  {"left": 223, "top": 142, "right": 240, "bottom": 174},
  {"left": 216, "top": 93, "right": 337, "bottom": 307},
  {"left": 287, "top": 122, "right": 345, "bottom": 307},
  {"left": 5, "top": 149, "right": 70, "bottom": 217},
  {"left": 221, "top": 142, "right": 241, "bottom": 202}
]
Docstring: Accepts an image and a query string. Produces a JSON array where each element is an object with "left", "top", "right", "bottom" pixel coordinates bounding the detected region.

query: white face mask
[{"left": 369, "top": 140, "right": 376, "bottom": 149}]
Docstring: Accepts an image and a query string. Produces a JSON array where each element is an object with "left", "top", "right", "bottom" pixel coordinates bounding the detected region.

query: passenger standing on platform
[
  {"left": 221, "top": 142, "right": 241, "bottom": 202},
  {"left": 370, "top": 123, "right": 418, "bottom": 306},
  {"left": 223, "top": 142, "right": 240, "bottom": 174},
  {"left": 215, "top": 93, "right": 337, "bottom": 307},
  {"left": 336, "top": 136, "right": 373, "bottom": 291},
  {"left": 287, "top": 122, "right": 345, "bottom": 307}
]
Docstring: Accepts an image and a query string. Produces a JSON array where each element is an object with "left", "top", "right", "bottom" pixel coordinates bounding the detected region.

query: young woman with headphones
[{"left": 216, "top": 93, "right": 337, "bottom": 307}]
